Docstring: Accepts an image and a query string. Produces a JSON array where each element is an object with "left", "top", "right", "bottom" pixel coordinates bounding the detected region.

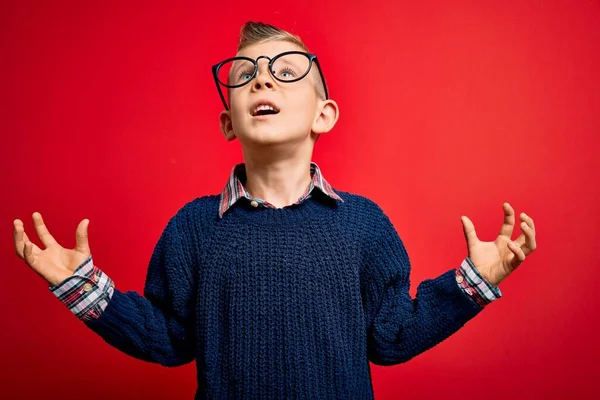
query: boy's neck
[{"left": 242, "top": 151, "right": 313, "bottom": 209}]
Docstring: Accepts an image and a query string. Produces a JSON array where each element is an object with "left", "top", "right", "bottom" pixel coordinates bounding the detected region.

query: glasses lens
[
  {"left": 271, "top": 53, "right": 311, "bottom": 82},
  {"left": 218, "top": 58, "right": 256, "bottom": 87}
]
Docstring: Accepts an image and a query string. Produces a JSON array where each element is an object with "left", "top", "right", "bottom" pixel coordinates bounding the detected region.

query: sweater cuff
[
  {"left": 455, "top": 257, "right": 502, "bottom": 307},
  {"left": 49, "top": 256, "right": 114, "bottom": 321}
]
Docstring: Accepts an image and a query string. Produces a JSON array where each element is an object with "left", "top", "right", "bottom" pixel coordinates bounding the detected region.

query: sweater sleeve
[
  {"left": 83, "top": 210, "right": 197, "bottom": 367},
  {"left": 364, "top": 210, "right": 483, "bottom": 366}
]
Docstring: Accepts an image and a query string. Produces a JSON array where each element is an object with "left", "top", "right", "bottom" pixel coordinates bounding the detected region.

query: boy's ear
[
  {"left": 219, "top": 110, "right": 237, "bottom": 141},
  {"left": 312, "top": 99, "right": 339, "bottom": 135}
]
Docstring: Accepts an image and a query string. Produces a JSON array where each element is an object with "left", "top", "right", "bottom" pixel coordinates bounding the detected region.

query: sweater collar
[{"left": 218, "top": 162, "right": 343, "bottom": 219}]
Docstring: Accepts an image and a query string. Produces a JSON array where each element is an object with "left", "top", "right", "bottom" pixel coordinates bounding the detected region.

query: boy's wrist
[{"left": 456, "top": 257, "right": 502, "bottom": 307}]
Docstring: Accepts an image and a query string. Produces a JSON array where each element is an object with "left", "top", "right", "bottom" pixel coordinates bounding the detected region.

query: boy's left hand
[{"left": 460, "top": 203, "right": 537, "bottom": 286}]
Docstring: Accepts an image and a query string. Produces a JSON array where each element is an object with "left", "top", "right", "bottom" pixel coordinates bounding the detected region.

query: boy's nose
[{"left": 253, "top": 60, "right": 274, "bottom": 91}]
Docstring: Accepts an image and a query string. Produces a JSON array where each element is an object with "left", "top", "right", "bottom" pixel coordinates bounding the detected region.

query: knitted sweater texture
[{"left": 85, "top": 191, "right": 482, "bottom": 399}]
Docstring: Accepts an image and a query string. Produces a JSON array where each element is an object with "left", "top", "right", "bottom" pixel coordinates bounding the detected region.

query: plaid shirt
[
  {"left": 49, "top": 162, "right": 501, "bottom": 320},
  {"left": 218, "top": 162, "right": 343, "bottom": 218},
  {"left": 48, "top": 255, "right": 114, "bottom": 322}
]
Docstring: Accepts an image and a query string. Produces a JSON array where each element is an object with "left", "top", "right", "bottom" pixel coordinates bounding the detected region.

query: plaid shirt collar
[{"left": 218, "top": 162, "right": 343, "bottom": 218}]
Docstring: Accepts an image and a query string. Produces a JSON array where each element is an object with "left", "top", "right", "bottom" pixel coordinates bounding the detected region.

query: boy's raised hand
[
  {"left": 13, "top": 212, "right": 91, "bottom": 286},
  {"left": 460, "top": 203, "right": 537, "bottom": 286}
]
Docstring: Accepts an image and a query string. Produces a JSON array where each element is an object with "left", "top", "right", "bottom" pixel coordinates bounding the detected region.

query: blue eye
[
  {"left": 237, "top": 69, "right": 254, "bottom": 82},
  {"left": 276, "top": 67, "right": 296, "bottom": 79}
]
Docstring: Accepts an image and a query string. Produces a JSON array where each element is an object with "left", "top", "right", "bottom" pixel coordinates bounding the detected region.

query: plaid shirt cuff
[
  {"left": 48, "top": 256, "right": 114, "bottom": 322},
  {"left": 455, "top": 257, "right": 502, "bottom": 308}
]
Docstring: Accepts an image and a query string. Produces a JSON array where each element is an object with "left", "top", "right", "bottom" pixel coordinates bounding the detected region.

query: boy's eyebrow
[
  {"left": 228, "top": 60, "right": 251, "bottom": 76},
  {"left": 274, "top": 58, "right": 298, "bottom": 67}
]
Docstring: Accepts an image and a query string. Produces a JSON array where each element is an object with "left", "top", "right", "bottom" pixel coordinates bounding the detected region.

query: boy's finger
[
  {"left": 14, "top": 219, "right": 25, "bottom": 258},
  {"left": 23, "top": 240, "right": 35, "bottom": 266},
  {"left": 519, "top": 221, "right": 537, "bottom": 256},
  {"left": 75, "top": 219, "right": 91, "bottom": 255},
  {"left": 32, "top": 212, "right": 57, "bottom": 248},
  {"left": 508, "top": 241, "right": 526, "bottom": 269},
  {"left": 514, "top": 233, "right": 526, "bottom": 247},
  {"left": 499, "top": 202, "right": 515, "bottom": 239},
  {"left": 521, "top": 213, "right": 536, "bottom": 236}
]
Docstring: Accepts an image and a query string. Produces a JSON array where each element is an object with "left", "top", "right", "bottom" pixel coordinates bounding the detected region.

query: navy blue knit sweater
[{"left": 85, "top": 191, "right": 483, "bottom": 399}]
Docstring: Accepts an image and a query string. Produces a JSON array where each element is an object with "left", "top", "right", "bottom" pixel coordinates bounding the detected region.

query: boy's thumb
[
  {"left": 461, "top": 215, "right": 478, "bottom": 248},
  {"left": 75, "top": 219, "right": 91, "bottom": 255}
]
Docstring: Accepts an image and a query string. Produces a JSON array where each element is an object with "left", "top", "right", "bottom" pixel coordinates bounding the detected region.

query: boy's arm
[
  {"left": 364, "top": 211, "right": 496, "bottom": 366},
  {"left": 50, "top": 211, "right": 197, "bottom": 367}
]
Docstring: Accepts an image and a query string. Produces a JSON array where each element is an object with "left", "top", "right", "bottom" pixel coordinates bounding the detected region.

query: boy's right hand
[{"left": 13, "top": 212, "right": 91, "bottom": 287}]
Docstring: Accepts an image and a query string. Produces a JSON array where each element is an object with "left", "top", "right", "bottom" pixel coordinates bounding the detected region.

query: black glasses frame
[{"left": 211, "top": 50, "right": 329, "bottom": 110}]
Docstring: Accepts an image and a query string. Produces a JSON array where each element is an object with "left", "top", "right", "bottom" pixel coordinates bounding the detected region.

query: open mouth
[{"left": 251, "top": 102, "right": 280, "bottom": 117}]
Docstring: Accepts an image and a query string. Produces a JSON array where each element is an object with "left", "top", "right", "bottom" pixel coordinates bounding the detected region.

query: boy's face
[{"left": 219, "top": 40, "right": 338, "bottom": 149}]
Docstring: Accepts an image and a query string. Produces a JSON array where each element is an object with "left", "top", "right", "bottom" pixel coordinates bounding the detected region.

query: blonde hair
[{"left": 237, "top": 21, "right": 327, "bottom": 99}]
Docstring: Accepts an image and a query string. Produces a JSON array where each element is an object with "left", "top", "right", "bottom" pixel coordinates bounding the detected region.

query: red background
[{"left": 1, "top": 1, "right": 599, "bottom": 399}]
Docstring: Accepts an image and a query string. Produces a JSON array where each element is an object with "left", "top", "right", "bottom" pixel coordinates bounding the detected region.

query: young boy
[{"left": 13, "top": 21, "right": 536, "bottom": 399}]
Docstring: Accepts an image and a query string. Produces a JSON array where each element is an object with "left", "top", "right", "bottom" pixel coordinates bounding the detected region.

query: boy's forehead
[{"left": 235, "top": 40, "right": 306, "bottom": 59}]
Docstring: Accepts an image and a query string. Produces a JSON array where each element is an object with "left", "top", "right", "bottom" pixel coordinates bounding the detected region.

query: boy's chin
[{"left": 240, "top": 128, "right": 308, "bottom": 146}]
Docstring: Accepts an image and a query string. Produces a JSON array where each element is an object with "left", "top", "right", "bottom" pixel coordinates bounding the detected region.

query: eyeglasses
[{"left": 211, "top": 50, "right": 329, "bottom": 110}]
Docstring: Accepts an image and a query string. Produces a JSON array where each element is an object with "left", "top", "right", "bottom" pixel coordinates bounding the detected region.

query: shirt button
[
  {"left": 455, "top": 274, "right": 464, "bottom": 284},
  {"left": 82, "top": 283, "right": 93, "bottom": 292},
  {"left": 250, "top": 200, "right": 259, "bottom": 208}
]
